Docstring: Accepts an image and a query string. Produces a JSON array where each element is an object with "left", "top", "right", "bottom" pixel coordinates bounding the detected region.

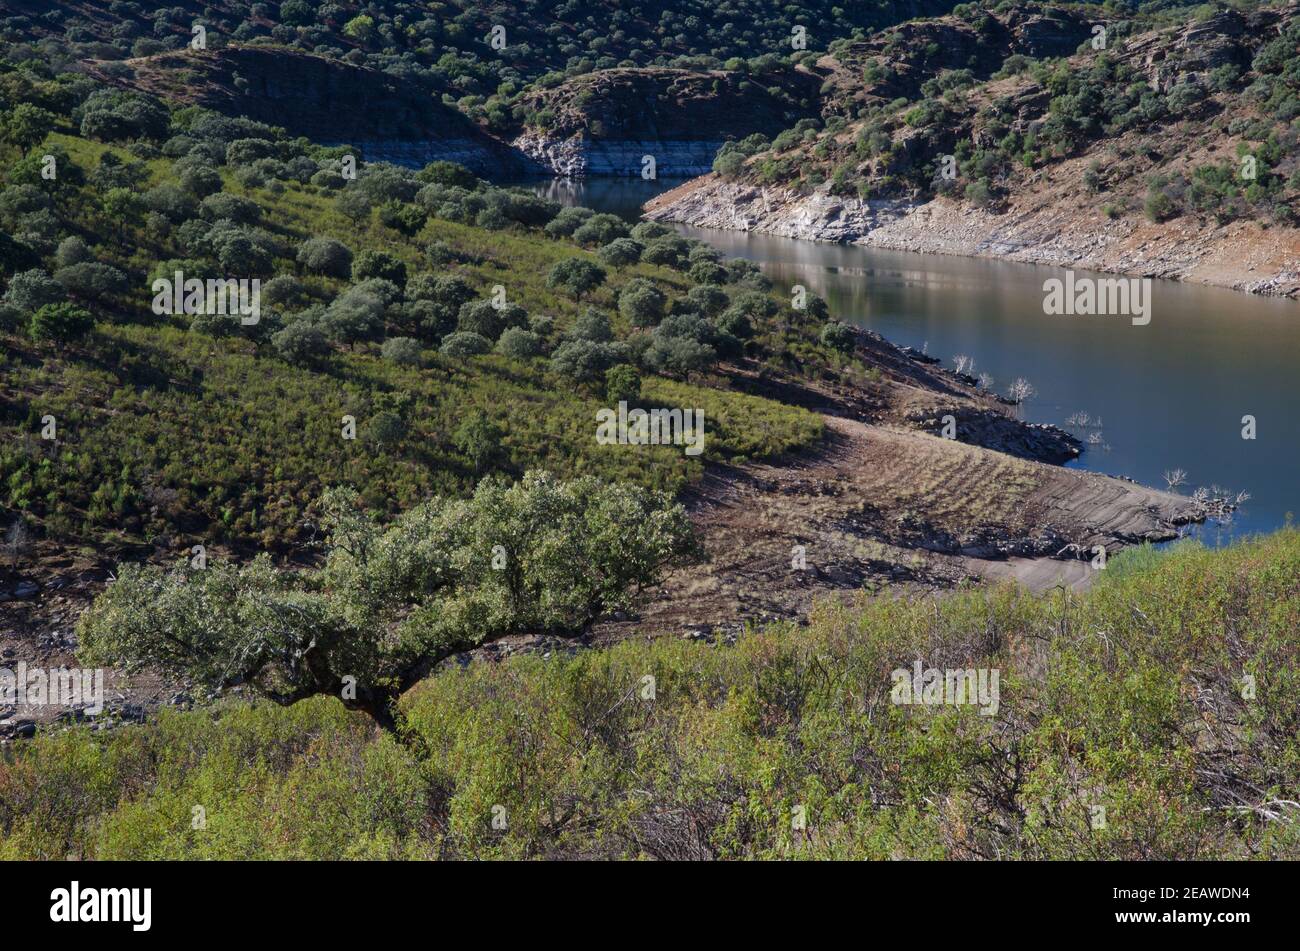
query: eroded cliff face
[
  {"left": 83, "top": 46, "right": 539, "bottom": 175},
  {"left": 510, "top": 67, "right": 820, "bottom": 178}
]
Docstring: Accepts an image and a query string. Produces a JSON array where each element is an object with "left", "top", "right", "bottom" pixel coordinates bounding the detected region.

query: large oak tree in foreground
[{"left": 78, "top": 471, "right": 699, "bottom": 730}]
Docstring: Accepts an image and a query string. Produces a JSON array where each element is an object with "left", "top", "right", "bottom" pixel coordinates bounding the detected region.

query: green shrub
[
  {"left": 272, "top": 319, "right": 330, "bottom": 365},
  {"left": 597, "top": 237, "right": 643, "bottom": 268},
  {"left": 353, "top": 251, "right": 407, "bottom": 287},
  {"left": 439, "top": 330, "right": 492, "bottom": 357},
  {"left": 605, "top": 364, "right": 641, "bottom": 405},
  {"left": 29, "top": 302, "right": 94, "bottom": 343},
  {"left": 617, "top": 278, "right": 666, "bottom": 326},
  {"left": 77, "top": 473, "right": 698, "bottom": 730},
  {"left": 1144, "top": 187, "right": 1178, "bottom": 223},
  {"left": 4, "top": 268, "right": 63, "bottom": 313},
  {"left": 297, "top": 237, "right": 353, "bottom": 278},
  {"left": 6, "top": 531, "right": 1296, "bottom": 860},
  {"left": 495, "top": 327, "right": 543, "bottom": 360},
  {"left": 819, "top": 320, "right": 855, "bottom": 352},
  {"left": 547, "top": 258, "right": 606, "bottom": 299},
  {"left": 380, "top": 337, "right": 422, "bottom": 366}
]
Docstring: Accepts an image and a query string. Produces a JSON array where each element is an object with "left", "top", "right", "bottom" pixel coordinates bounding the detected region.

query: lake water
[{"left": 527, "top": 177, "right": 1300, "bottom": 539}]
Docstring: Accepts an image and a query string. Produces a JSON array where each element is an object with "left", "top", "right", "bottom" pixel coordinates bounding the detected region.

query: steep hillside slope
[
  {"left": 647, "top": 4, "right": 1300, "bottom": 296},
  {"left": 815, "top": 2, "right": 1098, "bottom": 117},
  {"left": 0, "top": 0, "right": 967, "bottom": 133},
  {"left": 81, "top": 46, "right": 536, "bottom": 173}
]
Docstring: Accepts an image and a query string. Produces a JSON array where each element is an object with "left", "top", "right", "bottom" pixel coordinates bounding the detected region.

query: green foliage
[
  {"left": 353, "top": 250, "right": 407, "bottom": 286},
  {"left": 378, "top": 201, "right": 427, "bottom": 236},
  {"left": 550, "top": 338, "right": 626, "bottom": 385},
  {"left": 451, "top": 410, "right": 503, "bottom": 475},
  {"left": 9, "top": 530, "right": 1298, "bottom": 859},
  {"left": 495, "top": 326, "right": 543, "bottom": 360},
  {"left": 0, "top": 123, "right": 827, "bottom": 554},
  {"left": 78, "top": 90, "right": 168, "bottom": 143},
  {"left": 819, "top": 320, "right": 856, "bottom": 352},
  {"left": 53, "top": 261, "right": 127, "bottom": 302},
  {"left": 720, "top": 8, "right": 1300, "bottom": 230},
  {"left": 597, "top": 237, "right": 643, "bottom": 268},
  {"left": 713, "top": 149, "right": 747, "bottom": 178},
  {"left": 380, "top": 336, "right": 422, "bottom": 367},
  {"left": 571, "top": 213, "right": 630, "bottom": 247},
  {"left": 77, "top": 472, "right": 699, "bottom": 728},
  {"left": 3, "top": 268, "right": 63, "bottom": 313},
  {"left": 605, "top": 363, "right": 641, "bottom": 405},
  {"left": 641, "top": 333, "right": 716, "bottom": 380},
  {"left": 439, "top": 330, "right": 492, "bottom": 357},
  {"left": 200, "top": 192, "right": 261, "bottom": 224},
  {"left": 29, "top": 301, "right": 94, "bottom": 343},
  {"left": 297, "top": 236, "right": 353, "bottom": 278},
  {"left": 547, "top": 257, "right": 606, "bottom": 299},
  {"left": 1144, "top": 183, "right": 1178, "bottom": 223},
  {"left": 617, "top": 277, "right": 667, "bottom": 327},
  {"left": 322, "top": 285, "right": 385, "bottom": 346},
  {"left": 3, "top": 103, "right": 57, "bottom": 152},
  {"left": 457, "top": 300, "right": 527, "bottom": 341},
  {"left": 417, "top": 161, "right": 479, "bottom": 190},
  {"left": 0, "top": 0, "right": 962, "bottom": 122},
  {"left": 568, "top": 308, "right": 613, "bottom": 343},
  {"left": 272, "top": 319, "right": 329, "bottom": 365}
]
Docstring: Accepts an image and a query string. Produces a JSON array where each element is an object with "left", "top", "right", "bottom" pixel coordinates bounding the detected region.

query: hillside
[
  {"left": 510, "top": 66, "right": 822, "bottom": 176},
  {"left": 646, "top": 3, "right": 1300, "bottom": 296},
  {"left": 0, "top": 0, "right": 967, "bottom": 133},
  {"left": 3, "top": 531, "right": 1297, "bottom": 859},
  {"left": 81, "top": 46, "right": 534, "bottom": 173},
  {"left": 0, "top": 45, "right": 1216, "bottom": 736},
  {"left": 82, "top": 49, "right": 825, "bottom": 178},
  {"left": 0, "top": 1, "right": 1295, "bottom": 881}
]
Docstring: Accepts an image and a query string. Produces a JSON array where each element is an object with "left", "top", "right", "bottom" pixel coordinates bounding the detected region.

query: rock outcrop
[
  {"left": 510, "top": 67, "right": 820, "bottom": 177},
  {"left": 511, "top": 130, "right": 732, "bottom": 178}
]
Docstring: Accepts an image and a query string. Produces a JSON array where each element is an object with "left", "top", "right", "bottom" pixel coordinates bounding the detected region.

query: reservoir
[{"left": 529, "top": 177, "right": 1300, "bottom": 540}]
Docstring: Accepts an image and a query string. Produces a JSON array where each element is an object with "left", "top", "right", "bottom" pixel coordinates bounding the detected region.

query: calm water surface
[{"left": 528, "top": 177, "right": 1300, "bottom": 539}]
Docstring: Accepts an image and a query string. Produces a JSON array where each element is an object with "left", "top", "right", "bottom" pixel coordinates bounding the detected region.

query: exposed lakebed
[{"left": 529, "top": 176, "right": 1300, "bottom": 540}]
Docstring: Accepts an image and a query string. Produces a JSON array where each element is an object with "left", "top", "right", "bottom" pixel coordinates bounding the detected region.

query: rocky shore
[
  {"left": 644, "top": 176, "right": 1300, "bottom": 299},
  {"left": 510, "top": 130, "right": 728, "bottom": 178}
]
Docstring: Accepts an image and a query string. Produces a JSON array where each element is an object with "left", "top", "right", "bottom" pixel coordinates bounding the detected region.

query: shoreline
[{"left": 643, "top": 175, "right": 1300, "bottom": 301}]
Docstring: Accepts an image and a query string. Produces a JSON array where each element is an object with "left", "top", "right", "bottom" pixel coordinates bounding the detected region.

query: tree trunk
[{"left": 343, "top": 690, "right": 400, "bottom": 734}]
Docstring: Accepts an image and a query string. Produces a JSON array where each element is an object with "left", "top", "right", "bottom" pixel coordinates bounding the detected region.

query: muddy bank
[
  {"left": 591, "top": 333, "right": 1200, "bottom": 641},
  {"left": 593, "top": 412, "right": 1199, "bottom": 643}
]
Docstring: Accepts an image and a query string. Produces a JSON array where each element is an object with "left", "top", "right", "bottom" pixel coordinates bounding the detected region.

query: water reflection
[{"left": 522, "top": 177, "right": 1300, "bottom": 539}]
